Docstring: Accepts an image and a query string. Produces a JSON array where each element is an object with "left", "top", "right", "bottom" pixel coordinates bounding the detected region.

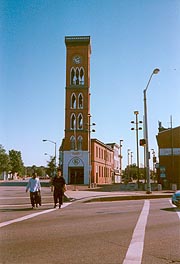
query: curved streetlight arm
[
  {"left": 43, "top": 139, "right": 56, "bottom": 145},
  {"left": 144, "top": 73, "right": 153, "bottom": 94},
  {"left": 144, "top": 68, "right": 160, "bottom": 94},
  {"left": 43, "top": 139, "right": 57, "bottom": 170}
]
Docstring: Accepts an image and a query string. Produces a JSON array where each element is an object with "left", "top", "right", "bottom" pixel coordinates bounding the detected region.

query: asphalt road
[{"left": 0, "top": 186, "right": 180, "bottom": 264}]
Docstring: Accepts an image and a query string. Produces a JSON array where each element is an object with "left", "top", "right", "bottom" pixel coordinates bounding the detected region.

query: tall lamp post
[
  {"left": 127, "top": 149, "right": 131, "bottom": 180},
  {"left": 144, "top": 68, "right": 160, "bottom": 194},
  {"left": 43, "top": 139, "right": 57, "bottom": 176},
  {"left": 87, "top": 115, "right": 96, "bottom": 188},
  {"left": 119, "top": 140, "right": 123, "bottom": 178},
  {"left": 131, "top": 111, "right": 143, "bottom": 188},
  {"left": 130, "top": 151, "right": 133, "bottom": 165}
]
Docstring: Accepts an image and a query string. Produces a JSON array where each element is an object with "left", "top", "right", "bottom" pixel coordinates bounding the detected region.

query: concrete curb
[{"left": 83, "top": 194, "right": 172, "bottom": 203}]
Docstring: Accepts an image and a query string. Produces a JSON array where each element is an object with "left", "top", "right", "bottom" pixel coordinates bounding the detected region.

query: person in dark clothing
[{"left": 51, "top": 168, "right": 66, "bottom": 208}]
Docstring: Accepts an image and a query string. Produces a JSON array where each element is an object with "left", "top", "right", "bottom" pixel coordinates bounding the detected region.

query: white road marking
[
  {"left": 0, "top": 203, "right": 71, "bottom": 228},
  {"left": 0, "top": 203, "right": 54, "bottom": 208},
  {"left": 169, "top": 199, "right": 180, "bottom": 220},
  {"left": 123, "top": 200, "right": 150, "bottom": 264}
]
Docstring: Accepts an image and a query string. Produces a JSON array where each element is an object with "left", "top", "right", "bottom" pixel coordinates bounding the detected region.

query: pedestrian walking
[
  {"left": 51, "top": 168, "right": 66, "bottom": 208},
  {"left": 26, "top": 172, "right": 41, "bottom": 209}
]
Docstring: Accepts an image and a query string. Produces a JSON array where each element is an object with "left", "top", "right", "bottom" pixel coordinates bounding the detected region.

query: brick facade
[{"left": 156, "top": 126, "right": 180, "bottom": 189}]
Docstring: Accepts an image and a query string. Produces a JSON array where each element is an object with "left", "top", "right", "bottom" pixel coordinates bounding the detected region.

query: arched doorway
[
  {"left": 69, "top": 167, "right": 84, "bottom": 184},
  {"left": 68, "top": 157, "right": 84, "bottom": 184}
]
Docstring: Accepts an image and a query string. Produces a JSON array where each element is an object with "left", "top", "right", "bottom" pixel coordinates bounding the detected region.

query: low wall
[{"left": 119, "top": 183, "right": 161, "bottom": 191}]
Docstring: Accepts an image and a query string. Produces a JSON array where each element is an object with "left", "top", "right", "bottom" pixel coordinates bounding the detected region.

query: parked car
[{"left": 172, "top": 190, "right": 180, "bottom": 208}]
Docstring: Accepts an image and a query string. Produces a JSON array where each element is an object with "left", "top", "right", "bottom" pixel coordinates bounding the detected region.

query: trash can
[
  {"left": 172, "top": 184, "right": 177, "bottom": 191},
  {"left": 158, "top": 184, "right": 162, "bottom": 191}
]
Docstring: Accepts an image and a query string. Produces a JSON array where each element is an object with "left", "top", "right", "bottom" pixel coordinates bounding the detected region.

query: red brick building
[
  {"left": 91, "top": 139, "right": 114, "bottom": 184},
  {"left": 156, "top": 125, "right": 180, "bottom": 189}
]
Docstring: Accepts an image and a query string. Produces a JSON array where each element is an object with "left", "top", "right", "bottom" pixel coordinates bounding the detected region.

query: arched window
[
  {"left": 76, "top": 68, "right": 79, "bottom": 85},
  {"left": 71, "top": 114, "right": 76, "bottom": 130},
  {"left": 70, "top": 136, "right": 76, "bottom": 150},
  {"left": 78, "top": 93, "right": 83, "bottom": 109},
  {"left": 71, "top": 93, "right": 76, "bottom": 109},
  {"left": 80, "top": 67, "right": 84, "bottom": 85},
  {"left": 71, "top": 68, "right": 76, "bottom": 85},
  {"left": 78, "top": 114, "right": 83, "bottom": 130},
  {"left": 77, "top": 136, "right": 83, "bottom": 150},
  {"left": 70, "top": 67, "right": 85, "bottom": 86}
]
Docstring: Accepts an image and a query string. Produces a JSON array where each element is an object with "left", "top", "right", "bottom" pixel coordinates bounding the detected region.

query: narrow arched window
[
  {"left": 77, "top": 136, "right": 83, "bottom": 150},
  {"left": 76, "top": 68, "right": 80, "bottom": 85},
  {"left": 71, "top": 68, "right": 76, "bottom": 85},
  {"left": 71, "top": 93, "right": 76, "bottom": 109},
  {"left": 78, "top": 114, "right": 83, "bottom": 130},
  {"left": 78, "top": 93, "right": 83, "bottom": 109},
  {"left": 71, "top": 114, "right": 76, "bottom": 130},
  {"left": 80, "top": 67, "right": 84, "bottom": 85},
  {"left": 70, "top": 136, "right": 76, "bottom": 150}
]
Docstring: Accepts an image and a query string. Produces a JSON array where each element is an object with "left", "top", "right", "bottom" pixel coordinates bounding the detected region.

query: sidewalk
[
  {"left": 65, "top": 185, "right": 174, "bottom": 203},
  {"left": 0, "top": 181, "right": 174, "bottom": 203}
]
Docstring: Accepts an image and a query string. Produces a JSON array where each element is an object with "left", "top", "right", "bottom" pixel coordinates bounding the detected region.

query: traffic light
[{"left": 139, "top": 139, "right": 146, "bottom": 146}]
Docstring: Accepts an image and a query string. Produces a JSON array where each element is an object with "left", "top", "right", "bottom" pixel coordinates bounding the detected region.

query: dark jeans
[
  {"left": 30, "top": 191, "right": 39, "bottom": 207},
  {"left": 53, "top": 189, "right": 63, "bottom": 205}
]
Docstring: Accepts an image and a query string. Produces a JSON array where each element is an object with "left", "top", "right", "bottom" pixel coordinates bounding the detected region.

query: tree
[
  {"left": 9, "top": 149, "right": 24, "bottom": 177},
  {"left": 46, "top": 157, "right": 56, "bottom": 178},
  {"left": 0, "top": 145, "right": 11, "bottom": 174}
]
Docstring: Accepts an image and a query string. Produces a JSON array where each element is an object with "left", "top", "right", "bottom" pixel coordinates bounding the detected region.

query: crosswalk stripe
[
  {"left": 123, "top": 200, "right": 150, "bottom": 264},
  {"left": 0, "top": 203, "right": 72, "bottom": 228}
]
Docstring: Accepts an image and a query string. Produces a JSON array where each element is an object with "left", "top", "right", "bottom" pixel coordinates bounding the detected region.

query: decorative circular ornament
[
  {"left": 73, "top": 55, "right": 81, "bottom": 64},
  {"left": 72, "top": 158, "right": 80, "bottom": 165}
]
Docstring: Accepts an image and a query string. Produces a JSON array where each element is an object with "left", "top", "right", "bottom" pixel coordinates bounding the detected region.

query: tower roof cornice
[{"left": 65, "top": 36, "right": 90, "bottom": 46}]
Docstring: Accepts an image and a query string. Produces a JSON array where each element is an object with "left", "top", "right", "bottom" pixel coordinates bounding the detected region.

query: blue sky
[{"left": 1, "top": 0, "right": 180, "bottom": 168}]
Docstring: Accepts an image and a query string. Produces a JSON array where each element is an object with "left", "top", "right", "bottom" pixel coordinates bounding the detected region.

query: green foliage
[
  {"left": 9, "top": 149, "right": 24, "bottom": 176},
  {"left": 0, "top": 146, "right": 48, "bottom": 178},
  {"left": 0, "top": 145, "right": 11, "bottom": 174},
  {"left": 123, "top": 164, "right": 146, "bottom": 183},
  {"left": 46, "top": 156, "right": 56, "bottom": 178}
]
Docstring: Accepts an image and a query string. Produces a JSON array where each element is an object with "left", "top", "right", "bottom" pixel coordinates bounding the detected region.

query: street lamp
[
  {"left": 87, "top": 115, "right": 96, "bottom": 188},
  {"left": 144, "top": 68, "right": 160, "bottom": 193},
  {"left": 43, "top": 139, "right": 57, "bottom": 175},
  {"left": 130, "top": 151, "right": 133, "bottom": 165},
  {"left": 119, "top": 140, "right": 123, "bottom": 177},
  {"left": 44, "top": 152, "right": 53, "bottom": 158},
  {"left": 131, "top": 111, "right": 143, "bottom": 188},
  {"left": 127, "top": 148, "right": 131, "bottom": 180}
]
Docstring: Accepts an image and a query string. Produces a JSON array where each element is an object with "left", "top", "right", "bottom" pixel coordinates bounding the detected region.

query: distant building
[
  {"left": 156, "top": 125, "right": 180, "bottom": 189},
  {"left": 91, "top": 139, "right": 114, "bottom": 184},
  {"left": 106, "top": 143, "right": 121, "bottom": 183}
]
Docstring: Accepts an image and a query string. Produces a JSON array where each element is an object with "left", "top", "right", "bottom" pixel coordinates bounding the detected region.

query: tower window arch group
[
  {"left": 70, "top": 113, "right": 84, "bottom": 130},
  {"left": 71, "top": 67, "right": 85, "bottom": 85},
  {"left": 71, "top": 93, "right": 84, "bottom": 109},
  {"left": 70, "top": 135, "right": 83, "bottom": 150}
]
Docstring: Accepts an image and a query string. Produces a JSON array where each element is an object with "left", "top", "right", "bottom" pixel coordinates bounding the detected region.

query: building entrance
[{"left": 69, "top": 167, "right": 84, "bottom": 184}]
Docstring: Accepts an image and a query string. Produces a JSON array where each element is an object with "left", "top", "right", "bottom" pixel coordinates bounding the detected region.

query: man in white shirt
[{"left": 26, "top": 172, "right": 41, "bottom": 209}]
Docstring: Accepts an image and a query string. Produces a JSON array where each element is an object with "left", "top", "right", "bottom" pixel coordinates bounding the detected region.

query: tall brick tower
[{"left": 60, "top": 36, "right": 91, "bottom": 184}]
